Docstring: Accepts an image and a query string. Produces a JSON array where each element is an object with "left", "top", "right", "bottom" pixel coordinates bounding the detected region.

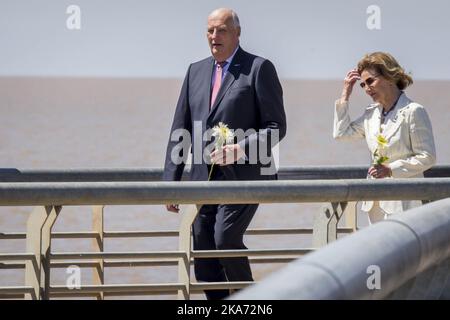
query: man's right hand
[{"left": 166, "top": 204, "right": 180, "bottom": 213}]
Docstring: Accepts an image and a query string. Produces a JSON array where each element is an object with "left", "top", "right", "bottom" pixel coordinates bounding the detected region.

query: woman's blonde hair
[{"left": 357, "top": 52, "right": 413, "bottom": 90}]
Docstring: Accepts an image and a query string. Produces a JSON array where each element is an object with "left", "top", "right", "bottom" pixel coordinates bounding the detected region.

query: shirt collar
[{"left": 378, "top": 91, "right": 404, "bottom": 115}]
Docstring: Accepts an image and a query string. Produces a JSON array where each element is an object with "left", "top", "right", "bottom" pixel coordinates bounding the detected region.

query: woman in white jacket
[{"left": 334, "top": 52, "right": 436, "bottom": 224}]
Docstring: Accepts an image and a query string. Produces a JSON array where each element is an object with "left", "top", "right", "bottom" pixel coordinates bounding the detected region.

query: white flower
[
  {"left": 211, "top": 122, "right": 234, "bottom": 149},
  {"left": 373, "top": 134, "right": 389, "bottom": 165},
  {"left": 209, "top": 122, "right": 235, "bottom": 181}
]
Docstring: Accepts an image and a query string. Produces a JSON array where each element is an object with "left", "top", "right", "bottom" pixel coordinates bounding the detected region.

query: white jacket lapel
[
  {"left": 367, "top": 105, "right": 382, "bottom": 152},
  {"left": 381, "top": 93, "right": 411, "bottom": 141}
]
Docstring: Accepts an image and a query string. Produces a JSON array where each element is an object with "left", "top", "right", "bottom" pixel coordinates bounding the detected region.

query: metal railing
[
  {"left": 232, "top": 197, "right": 450, "bottom": 299},
  {"left": 1, "top": 166, "right": 450, "bottom": 300},
  {"left": 1, "top": 165, "right": 449, "bottom": 182}
]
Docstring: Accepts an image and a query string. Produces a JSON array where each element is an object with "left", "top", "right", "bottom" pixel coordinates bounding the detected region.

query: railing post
[
  {"left": 343, "top": 201, "right": 358, "bottom": 232},
  {"left": 313, "top": 202, "right": 347, "bottom": 247},
  {"left": 25, "top": 205, "right": 61, "bottom": 300},
  {"left": 92, "top": 205, "right": 105, "bottom": 300},
  {"left": 41, "top": 205, "right": 61, "bottom": 300},
  {"left": 177, "top": 204, "right": 200, "bottom": 300}
]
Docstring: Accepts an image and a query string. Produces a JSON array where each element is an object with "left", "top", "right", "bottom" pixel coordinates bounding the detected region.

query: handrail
[
  {"left": 2, "top": 166, "right": 450, "bottom": 300},
  {"left": 231, "top": 198, "right": 450, "bottom": 300},
  {"left": 0, "top": 227, "right": 319, "bottom": 240},
  {"left": 50, "top": 251, "right": 185, "bottom": 260},
  {"left": 1, "top": 178, "right": 450, "bottom": 206},
  {"left": 50, "top": 283, "right": 185, "bottom": 294},
  {"left": 1, "top": 165, "right": 449, "bottom": 182}
]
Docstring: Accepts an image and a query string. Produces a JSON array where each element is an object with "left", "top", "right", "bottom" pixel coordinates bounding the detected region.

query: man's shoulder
[
  {"left": 237, "top": 48, "right": 269, "bottom": 66},
  {"left": 192, "top": 49, "right": 269, "bottom": 66},
  {"left": 184, "top": 56, "right": 213, "bottom": 78},
  {"left": 187, "top": 49, "right": 274, "bottom": 75},
  {"left": 191, "top": 56, "right": 214, "bottom": 67},
  {"left": 243, "top": 51, "right": 279, "bottom": 76}
]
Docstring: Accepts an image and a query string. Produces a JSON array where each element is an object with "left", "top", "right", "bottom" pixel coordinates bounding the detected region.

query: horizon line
[{"left": 1, "top": 75, "right": 450, "bottom": 81}]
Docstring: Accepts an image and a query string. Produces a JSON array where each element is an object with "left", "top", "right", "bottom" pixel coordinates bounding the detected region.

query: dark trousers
[{"left": 192, "top": 202, "right": 258, "bottom": 300}]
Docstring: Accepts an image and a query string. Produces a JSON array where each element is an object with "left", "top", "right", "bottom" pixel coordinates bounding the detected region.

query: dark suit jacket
[{"left": 163, "top": 47, "right": 287, "bottom": 181}]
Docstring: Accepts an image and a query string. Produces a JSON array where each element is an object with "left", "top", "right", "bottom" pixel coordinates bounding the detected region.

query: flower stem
[{"left": 208, "top": 163, "right": 215, "bottom": 181}]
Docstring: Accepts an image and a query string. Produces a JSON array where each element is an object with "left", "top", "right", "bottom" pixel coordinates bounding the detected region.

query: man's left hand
[{"left": 210, "top": 144, "right": 245, "bottom": 166}]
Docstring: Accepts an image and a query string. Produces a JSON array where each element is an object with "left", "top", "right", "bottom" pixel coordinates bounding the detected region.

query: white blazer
[{"left": 333, "top": 92, "right": 436, "bottom": 214}]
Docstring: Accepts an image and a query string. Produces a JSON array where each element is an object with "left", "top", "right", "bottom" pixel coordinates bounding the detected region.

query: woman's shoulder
[
  {"left": 362, "top": 103, "right": 379, "bottom": 115},
  {"left": 398, "top": 96, "right": 431, "bottom": 122},
  {"left": 400, "top": 101, "right": 428, "bottom": 118},
  {"left": 365, "top": 103, "right": 379, "bottom": 110},
  {"left": 399, "top": 94, "right": 426, "bottom": 112}
]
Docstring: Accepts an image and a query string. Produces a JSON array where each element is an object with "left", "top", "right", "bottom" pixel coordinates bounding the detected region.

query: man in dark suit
[{"left": 163, "top": 8, "right": 286, "bottom": 300}]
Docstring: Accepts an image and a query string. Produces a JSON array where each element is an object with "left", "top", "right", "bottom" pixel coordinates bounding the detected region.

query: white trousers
[{"left": 366, "top": 201, "right": 390, "bottom": 225}]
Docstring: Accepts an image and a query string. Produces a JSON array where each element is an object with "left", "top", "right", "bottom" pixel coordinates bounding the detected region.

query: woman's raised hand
[{"left": 340, "top": 69, "right": 361, "bottom": 103}]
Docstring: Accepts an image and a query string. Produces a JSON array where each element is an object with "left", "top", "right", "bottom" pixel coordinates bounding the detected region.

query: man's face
[{"left": 207, "top": 12, "right": 240, "bottom": 62}]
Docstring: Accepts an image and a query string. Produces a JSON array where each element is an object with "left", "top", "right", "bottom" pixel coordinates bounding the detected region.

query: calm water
[{"left": 1, "top": 77, "right": 449, "bottom": 299}]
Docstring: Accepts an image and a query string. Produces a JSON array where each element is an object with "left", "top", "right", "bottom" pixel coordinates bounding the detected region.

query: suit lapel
[
  {"left": 381, "top": 93, "right": 410, "bottom": 140},
  {"left": 367, "top": 105, "right": 382, "bottom": 152},
  {"left": 207, "top": 47, "right": 245, "bottom": 121},
  {"left": 200, "top": 58, "right": 215, "bottom": 121}
]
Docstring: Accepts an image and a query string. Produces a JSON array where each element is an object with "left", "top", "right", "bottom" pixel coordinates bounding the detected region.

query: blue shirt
[{"left": 211, "top": 45, "right": 239, "bottom": 87}]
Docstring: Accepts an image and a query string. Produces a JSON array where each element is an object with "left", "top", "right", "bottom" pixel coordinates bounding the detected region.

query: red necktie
[{"left": 210, "top": 61, "right": 227, "bottom": 109}]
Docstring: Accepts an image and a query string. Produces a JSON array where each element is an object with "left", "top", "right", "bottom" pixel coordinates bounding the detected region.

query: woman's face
[{"left": 360, "top": 68, "right": 393, "bottom": 103}]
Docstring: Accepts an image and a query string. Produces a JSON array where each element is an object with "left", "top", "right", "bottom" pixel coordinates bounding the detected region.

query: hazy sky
[{"left": 1, "top": 0, "right": 449, "bottom": 79}]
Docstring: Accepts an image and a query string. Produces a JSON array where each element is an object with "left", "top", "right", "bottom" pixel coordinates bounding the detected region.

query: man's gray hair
[{"left": 231, "top": 11, "right": 240, "bottom": 28}]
